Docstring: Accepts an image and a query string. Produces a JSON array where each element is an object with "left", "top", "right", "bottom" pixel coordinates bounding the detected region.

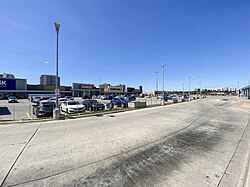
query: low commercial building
[
  {"left": 27, "top": 84, "right": 72, "bottom": 97},
  {"left": 72, "top": 83, "right": 99, "bottom": 97},
  {"left": 0, "top": 75, "right": 27, "bottom": 99},
  {"left": 100, "top": 84, "right": 126, "bottom": 95},
  {"left": 100, "top": 84, "right": 142, "bottom": 95}
]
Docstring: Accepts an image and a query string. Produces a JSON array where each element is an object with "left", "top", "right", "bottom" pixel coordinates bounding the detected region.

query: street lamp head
[
  {"left": 189, "top": 75, "right": 195, "bottom": 79},
  {"left": 54, "top": 22, "right": 60, "bottom": 32}
]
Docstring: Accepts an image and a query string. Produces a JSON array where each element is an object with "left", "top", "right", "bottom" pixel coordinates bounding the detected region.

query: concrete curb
[{"left": 0, "top": 108, "right": 132, "bottom": 125}]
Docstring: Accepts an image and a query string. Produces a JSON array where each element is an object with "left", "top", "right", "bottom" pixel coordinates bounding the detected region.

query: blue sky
[{"left": 0, "top": 0, "right": 250, "bottom": 91}]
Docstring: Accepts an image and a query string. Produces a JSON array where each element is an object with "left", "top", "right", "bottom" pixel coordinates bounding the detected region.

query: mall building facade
[{"left": 0, "top": 73, "right": 143, "bottom": 99}]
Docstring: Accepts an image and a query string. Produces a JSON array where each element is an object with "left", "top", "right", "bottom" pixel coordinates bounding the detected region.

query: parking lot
[
  {"left": 0, "top": 97, "right": 91, "bottom": 121},
  {"left": 0, "top": 96, "right": 199, "bottom": 121},
  {"left": 0, "top": 99, "right": 33, "bottom": 121}
]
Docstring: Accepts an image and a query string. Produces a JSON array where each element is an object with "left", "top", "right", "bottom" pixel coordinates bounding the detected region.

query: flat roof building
[{"left": 0, "top": 76, "right": 27, "bottom": 99}]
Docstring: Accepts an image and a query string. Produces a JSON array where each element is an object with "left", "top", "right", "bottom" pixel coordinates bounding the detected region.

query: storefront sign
[
  {"left": 105, "top": 87, "right": 123, "bottom": 93},
  {"left": 0, "top": 79, "right": 16, "bottom": 90},
  {"left": 79, "top": 84, "right": 95, "bottom": 90}
]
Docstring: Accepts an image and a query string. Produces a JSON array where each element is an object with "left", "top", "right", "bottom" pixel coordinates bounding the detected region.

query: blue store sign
[{"left": 0, "top": 79, "right": 16, "bottom": 90}]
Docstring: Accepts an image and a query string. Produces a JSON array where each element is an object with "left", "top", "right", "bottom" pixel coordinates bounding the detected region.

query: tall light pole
[
  {"left": 182, "top": 83, "right": 184, "bottom": 95},
  {"left": 162, "top": 64, "right": 167, "bottom": 95},
  {"left": 54, "top": 22, "right": 60, "bottom": 119},
  {"left": 155, "top": 72, "right": 159, "bottom": 92},
  {"left": 188, "top": 76, "right": 195, "bottom": 96}
]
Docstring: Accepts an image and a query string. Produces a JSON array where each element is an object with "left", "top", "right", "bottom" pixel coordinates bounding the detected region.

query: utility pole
[
  {"left": 182, "top": 83, "right": 184, "bottom": 95},
  {"left": 162, "top": 64, "right": 167, "bottom": 95},
  {"left": 188, "top": 76, "right": 195, "bottom": 97},
  {"left": 54, "top": 22, "right": 60, "bottom": 119},
  {"left": 155, "top": 72, "right": 159, "bottom": 92}
]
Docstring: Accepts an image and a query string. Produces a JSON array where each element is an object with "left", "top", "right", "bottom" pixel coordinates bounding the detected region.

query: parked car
[
  {"left": 59, "top": 98, "right": 68, "bottom": 105},
  {"left": 82, "top": 99, "right": 105, "bottom": 111},
  {"left": 65, "top": 96, "right": 74, "bottom": 100},
  {"left": 100, "top": 95, "right": 108, "bottom": 100},
  {"left": 126, "top": 95, "right": 136, "bottom": 102},
  {"left": 48, "top": 97, "right": 56, "bottom": 102},
  {"left": 31, "top": 96, "right": 41, "bottom": 103},
  {"left": 184, "top": 94, "right": 189, "bottom": 99},
  {"left": 48, "top": 97, "right": 67, "bottom": 106},
  {"left": 61, "top": 100, "right": 85, "bottom": 114},
  {"left": 8, "top": 96, "right": 18, "bottom": 103},
  {"left": 32, "top": 100, "right": 55, "bottom": 117},
  {"left": 111, "top": 97, "right": 128, "bottom": 107},
  {"left": 82, "top": 95, "right": 91, "bottom": 99},
  {"left": 163, "top": 95, "right": 171, "bottom": 101},
  {"left": 101, "top": 95, "right": 113, "bottom": 100},
  {"left": 39, "top": 96, "right": 51, "bottom": 101}
]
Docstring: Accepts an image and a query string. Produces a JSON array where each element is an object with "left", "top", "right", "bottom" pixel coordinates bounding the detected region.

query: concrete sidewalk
[{"left": 218, "top": 114, "right": 250, "bottom": 187}]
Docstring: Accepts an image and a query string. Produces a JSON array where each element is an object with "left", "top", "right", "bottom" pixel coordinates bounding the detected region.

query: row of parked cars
[
  {"left": 31, "top": 95, "right": 132, "bottom": 118},
  {"left": 32, "top": 98, "right": 107, "bottom": 118},
  {"left": 90, "top": 94, "right": 136, "bottom": 102}
]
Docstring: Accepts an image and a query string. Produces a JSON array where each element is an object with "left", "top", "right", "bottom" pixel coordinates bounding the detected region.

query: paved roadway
[{"left": 0, "top": 96, "right": 250, "bottom": 187}]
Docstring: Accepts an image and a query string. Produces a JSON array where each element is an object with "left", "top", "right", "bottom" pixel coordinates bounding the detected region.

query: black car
[
  {"left": 82, "top": 99, "right": 105, "bottom": 111},
  {"left": 126, "top": 95, "right": 136, "bottom": 102},
  {"left": 33, "top": 101, "right": 55, "bottom": 117}
]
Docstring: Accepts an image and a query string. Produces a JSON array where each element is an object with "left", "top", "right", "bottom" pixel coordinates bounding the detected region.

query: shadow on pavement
[{"left": 0, "top": 107, "right": 11, "bottom": 115}]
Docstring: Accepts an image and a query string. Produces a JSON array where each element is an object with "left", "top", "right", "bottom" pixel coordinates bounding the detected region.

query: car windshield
[
  {"left": 9, "top": 96, "right": 16, "bottom": 99},
  {"left": 68, "top": 101, "right": 79, "bottom": 105},
  {"left": 120, "top": 98, "right": 126, "bottom": 101}
]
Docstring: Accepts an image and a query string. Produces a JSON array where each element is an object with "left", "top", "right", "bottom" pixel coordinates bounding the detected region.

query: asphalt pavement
[{"left": 0, "top": 96, "right": 250, "bottom": 187}]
